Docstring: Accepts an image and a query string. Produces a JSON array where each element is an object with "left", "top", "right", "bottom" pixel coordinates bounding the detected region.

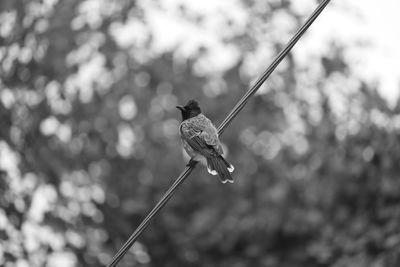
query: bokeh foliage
[{"left": 1, "top": 0, "right": 400, "bottom": 266}]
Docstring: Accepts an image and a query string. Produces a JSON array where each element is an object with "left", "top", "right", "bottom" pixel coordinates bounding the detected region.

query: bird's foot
[{"left": 186, "top": 159, "right": 198, "bottom": 168}]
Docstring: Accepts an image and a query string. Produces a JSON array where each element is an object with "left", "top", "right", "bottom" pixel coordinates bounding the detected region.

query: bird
[{"left": 176, "top": 100, "right": 234, "bottom": 183}]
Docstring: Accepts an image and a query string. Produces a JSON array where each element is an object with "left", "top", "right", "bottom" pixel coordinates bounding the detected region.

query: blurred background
[{"left": 1, "top": 0, "right": 400, "bottom": 266}]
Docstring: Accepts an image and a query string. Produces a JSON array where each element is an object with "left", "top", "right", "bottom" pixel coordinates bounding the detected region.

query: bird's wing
[
  {"left": 200, "top": 126, "right": 223, "bottom": 154},
  {"left": 180, "top": 122, "right": 218, "bottom": 157}
]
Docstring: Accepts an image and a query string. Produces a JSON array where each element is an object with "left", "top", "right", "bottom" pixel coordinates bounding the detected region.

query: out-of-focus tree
[{"left": 1, "top": 0, "right": 400, "bottom": 267}]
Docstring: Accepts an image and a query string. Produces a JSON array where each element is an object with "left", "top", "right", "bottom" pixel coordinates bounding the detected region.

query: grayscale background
[{"left": 1, "top": 0, "right": 399, "bottom": 266}]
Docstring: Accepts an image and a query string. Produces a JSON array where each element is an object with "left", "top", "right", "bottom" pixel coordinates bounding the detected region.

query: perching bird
[{"left": 177, "top": 100, "right": 234, "bottom": 183}]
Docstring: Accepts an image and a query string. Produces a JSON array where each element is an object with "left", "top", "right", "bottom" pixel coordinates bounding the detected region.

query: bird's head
[{"left": 176, "top": 100, "right": 202, "bottom": 121}]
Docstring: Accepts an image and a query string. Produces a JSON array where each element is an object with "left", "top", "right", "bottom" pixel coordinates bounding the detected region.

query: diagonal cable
[{"left": 107, "top": 0, "right": 331, "bottom": 266}]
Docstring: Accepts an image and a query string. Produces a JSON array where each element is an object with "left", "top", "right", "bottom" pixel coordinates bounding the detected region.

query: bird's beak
[{"left": 176, "top": 105, "right": 184, "bottom": 111}]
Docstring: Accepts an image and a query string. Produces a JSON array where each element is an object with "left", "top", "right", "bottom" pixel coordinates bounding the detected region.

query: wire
[
  {"left": 218, "top": 0, "right": 331, "bottom": 135},
  {"left": 107, "top": 0, "right": 331, "bottom": 266},
  {"left": 107, "top": 161, "right": 197, "bottom": 267}
]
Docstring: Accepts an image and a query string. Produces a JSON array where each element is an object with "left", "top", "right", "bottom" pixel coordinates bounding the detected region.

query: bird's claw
[{"left": 186, "top": 159, "right": 198, "bottom": 168}]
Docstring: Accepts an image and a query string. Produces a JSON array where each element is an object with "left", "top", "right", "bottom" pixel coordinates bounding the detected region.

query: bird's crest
[
  {"left": 184, "top": 100, "right": 200, "bottom": 110},
  {"left": 177, "top": 99, "right": 202, "bottom": 121}
]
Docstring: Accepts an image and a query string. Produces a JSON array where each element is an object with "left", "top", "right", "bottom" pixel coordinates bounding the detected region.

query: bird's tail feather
[{"left": 207, "top": 155, "right": 234, "bottom": 184}]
